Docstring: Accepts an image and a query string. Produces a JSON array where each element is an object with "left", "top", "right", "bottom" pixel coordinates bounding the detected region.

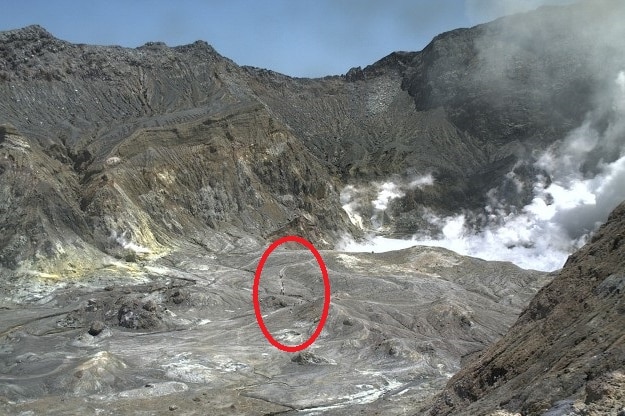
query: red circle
[{"left": 253, "top": 235, "right": 331, "bottom": 352}]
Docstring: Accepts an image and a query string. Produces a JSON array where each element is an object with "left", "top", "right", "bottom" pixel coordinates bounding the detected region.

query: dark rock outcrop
[
  {"left": 88, "top": 320, "right": 105, "bottom": 336},
  {"left": 427, "top": 202, "right": 625, "bottom": 415}
]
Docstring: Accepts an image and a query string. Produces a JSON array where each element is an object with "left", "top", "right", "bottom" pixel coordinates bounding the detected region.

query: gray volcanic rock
[
  {"left": 0, "top": 123, "right": 103, "bottom": 274},
  {"left": 407, "top": 1, "right": 625, "bottom": 148},
  {"left": 87, "top": 320, "right": 105, "bottom": 336},
  {"left": 426, "top": 202, "right": 625, "bottom": 415}
]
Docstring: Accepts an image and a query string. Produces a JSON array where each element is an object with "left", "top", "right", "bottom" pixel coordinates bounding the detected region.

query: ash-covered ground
[{"left": 1, "top": 243, "right": 548, "bottom": 415}]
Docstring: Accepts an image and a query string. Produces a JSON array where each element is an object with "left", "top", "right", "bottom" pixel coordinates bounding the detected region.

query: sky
[{"left": 1, "top": 0, "right": 577, "bottom": 78}]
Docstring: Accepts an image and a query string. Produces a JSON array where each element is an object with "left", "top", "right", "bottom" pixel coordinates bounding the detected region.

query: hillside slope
[{"left": 427, "top": 201, "right": 625, "bottom": 415}]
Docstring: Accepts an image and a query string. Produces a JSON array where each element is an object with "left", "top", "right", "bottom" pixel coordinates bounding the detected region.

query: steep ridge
[
  {"left": 427, "top": 201, "right": 625, "bottom": 415},
  {"left": 0, "top": 26, "right": 358, "bottom": 277},
  {"left": 243, "top": 0, "right": 625, "bottom": 233},
  {"left": 0, "top": 25, "right": 246, "bottom": 149},
  {"left": 243, "top": 59, "right": 486, "bottom": 184},
  {"left": 0, "top": 123, "right": 98, "bottom": 272},
  {"left": 0, "top": 115, "right": 353, "bottom": 278}
]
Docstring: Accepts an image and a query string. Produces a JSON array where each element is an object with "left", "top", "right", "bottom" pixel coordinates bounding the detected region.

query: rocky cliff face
[
  {"left": 246, "top": 0, "right": 625, "bottom": 216},
  {"left": 2, "top": 0, "right": 625, "bottom": 277},
  {"left": 0, "top": 25, "right": 359, "bottom": 278},
  {"left": 427, "top": 201, "right": 625, "bottom": 415}
]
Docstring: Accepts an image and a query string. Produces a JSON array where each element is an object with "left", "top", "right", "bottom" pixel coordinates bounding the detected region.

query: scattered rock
[
  {"left": 143, "top": 299, "right": 157, "bottom": 312},
  {"left": 117, "top": 304, "right": 138, "bottom": 329},
  {"left": 117, "top": 298, "right": 163, "bottom": 330},
  {"left": 88, "top": 320, "right": 105, "bottom": 336},
  {"left": 291, "top": 351, "right": 334, "bottom": 365},
  {"left": 168, "top": 290, "right": 188, "bottom": 305},
  {"left": 85, "top": 299, "right": 98, "bottom": 312},
  {"left": 261, "top": 295, "right": 289, "bottom": 310},
  {"left": 586, "top": 379, "right": 610, "bottom": 403}
]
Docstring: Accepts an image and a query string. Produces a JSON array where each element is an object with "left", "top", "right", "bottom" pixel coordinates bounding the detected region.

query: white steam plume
[
  {"left": 340, "top": 71, "right": 625, "bottom": 272},
  {"left": 372, "top": 182, "right": 404, "bottom": 211},
  {"left": 340, "top": 174, "right": 434, "bottom": 231}
]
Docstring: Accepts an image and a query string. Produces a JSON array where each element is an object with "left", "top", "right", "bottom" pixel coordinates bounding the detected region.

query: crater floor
[{"left": 0, "top": 245, "right": 549, "bottom": 415}]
